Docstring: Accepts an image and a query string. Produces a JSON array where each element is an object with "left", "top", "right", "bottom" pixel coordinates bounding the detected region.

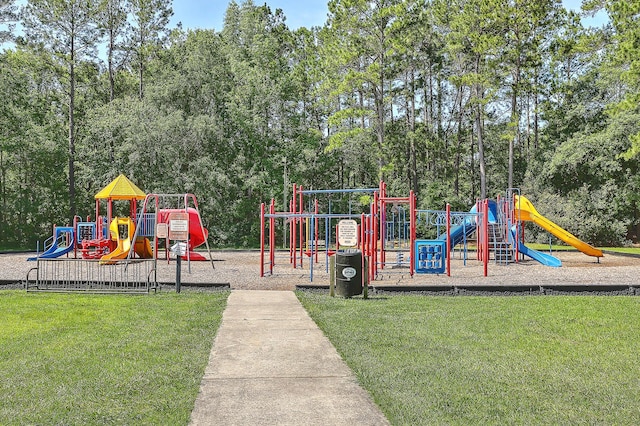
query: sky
[
  {"left": 171, "top": 0, "right": 609, "bottom": 32},
  {"left": 170, "top": 0, "right": 330, "bottom": 31},
  {"left": 0, "top": 0, "right": 611, "bottom": 52}
]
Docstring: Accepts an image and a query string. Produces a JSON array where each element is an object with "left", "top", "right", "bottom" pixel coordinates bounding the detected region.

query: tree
[
  {"left": 22, "top": 0, "right": 103, "bottom": 219},
  {"left": 323, "top": 0, "right": 399, "bottom": 180},
  {"left": 0, "top": 0, "right": 18, "bottom": 44},
  {"left": 128, "top": 0, "right": 172, "bottom": 99},
  {"left": 502, "top": 0, "right": 560, "bottom": 191},
  {"left": 98, "top": 0, "right": 129, "bottom": 102},
  {"left": 0, "top": 50, "right": 69, "bottom": 246},
  {"left": 447, "top": 0, "right": 506, "bottom": 198}
]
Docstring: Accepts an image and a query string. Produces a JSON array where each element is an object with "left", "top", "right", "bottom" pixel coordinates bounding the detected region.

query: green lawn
[
  {"left": 298, "top": 292, "right": 640, "bottom": 425},
  {"left": 526, "top": 243, "right": 640, "bottom": 255},
  {"left": 0, "top": 290, "right": 228, "bottom": 425}
]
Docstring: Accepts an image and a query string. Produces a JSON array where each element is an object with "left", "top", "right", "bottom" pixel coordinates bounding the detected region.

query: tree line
[{"left": 1, "top": 0, "right": 639, "bottom": 248}]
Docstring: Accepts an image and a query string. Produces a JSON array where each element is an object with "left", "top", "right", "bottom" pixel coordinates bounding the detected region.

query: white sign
[
  {"left": 168, "top": 212, "right": 189, "bottom": 240},
  {"left": 156, "top": 223, "right": 168, "bottom": 239},
  {"left": 170, "top": 242, "right": 187, "bottom": 256},
  {"left": 338, "top": 219, "right": 359, "bottom": 247},
  {"left": 342, "top": 267, "right": 357, "bottom": 280},
  {"left": 170, "top": 220, "right": 189, "bottom": 232}
]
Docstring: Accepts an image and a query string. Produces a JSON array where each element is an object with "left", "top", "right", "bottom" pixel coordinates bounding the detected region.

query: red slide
[{"left": 159, "top": 208, "right": 209, "bottom": 260}]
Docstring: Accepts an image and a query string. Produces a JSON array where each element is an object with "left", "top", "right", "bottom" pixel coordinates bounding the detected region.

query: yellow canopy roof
[{"left": 94, "top": 174, "right": 146, "bottom": 200}]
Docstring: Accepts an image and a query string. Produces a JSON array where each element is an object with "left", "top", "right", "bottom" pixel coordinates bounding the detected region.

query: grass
[
  {"left": 526, "top": 243, "right": 640, "bottom": 255},
  {"left": 0, "top": 290, "right": 229, "bottom": 425},
  {"left": 601, "top": 246, "right": 640, "bottom": 254},
  {"left": 297, "top": 292, "right": 640, "bottom": 425}
]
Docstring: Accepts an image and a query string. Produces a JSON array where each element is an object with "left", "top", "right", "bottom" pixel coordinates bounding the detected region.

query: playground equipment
[
  {"left": 28, "top": 174, "right": 213, "bottom": 265},
  {"left": 25, "top": 175, "right": 214, "bottom": 292},
  {"left": 260, "top": 182, "right": 418, "bottom": 283},
  {"left": 133, "top": 193, "right": 214, "bottom": 269},
  {"left": 260, "top": 182, "right": 604, "bottom": 284},
  {"left": 155, "top": 207, "right": 209, "bottom": 261},
  {"left": 514, "top": 195, "right": 604, "bottom": 258},
  {"left": 98, "top": 217, "right": 153, "bottom": 264},
  {"left": 27, "top": 226, "right": 75, "bottom": 260},
  {"left": 260, "top": 191, "right": 375, "bottom": 282}
]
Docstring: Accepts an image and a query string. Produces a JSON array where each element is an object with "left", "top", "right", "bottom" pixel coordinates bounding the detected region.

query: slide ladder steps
[{"left": 487, "top": 223, "right": 514, "bottom": 264}]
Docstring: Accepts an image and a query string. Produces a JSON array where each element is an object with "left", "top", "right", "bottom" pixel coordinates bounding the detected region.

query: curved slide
[
  {"left": 99, "top": 217, "right": 154, "bottom": 264},
  {"left": 509, "top": 227, "right": 562, "bottom": 267},
  {"left": 27, "top": 227, "right": 75, "bottom": 261},
  {"left": 100, "top": 217, "right": 134, "bottom": 264},
  {"left": 514, "top": 195, "right": 603, "bottom": 258}
]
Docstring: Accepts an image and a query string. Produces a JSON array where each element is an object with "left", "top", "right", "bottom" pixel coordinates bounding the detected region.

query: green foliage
[{"left": 2, "top": 0, "right": 640, "bottom": 247}]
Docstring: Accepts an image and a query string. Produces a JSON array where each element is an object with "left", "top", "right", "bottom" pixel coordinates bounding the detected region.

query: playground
[
  {"left": 21, "top": 174, "right": 215, "bottom": 292},
  {"left": 3, "top": 176, "right": 639, "bottom": 293},
  {"left": 252, "top": 180, "right": 640, "bottom": 294}
]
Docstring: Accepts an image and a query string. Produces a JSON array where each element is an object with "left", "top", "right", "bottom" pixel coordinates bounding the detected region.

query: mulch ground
[{"left": 1, "top": 250, "right": 639, "bottom": 291}]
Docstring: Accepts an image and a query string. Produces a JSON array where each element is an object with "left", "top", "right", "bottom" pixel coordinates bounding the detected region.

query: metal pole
[
  {"left": 446, "top": 203, "right": 451, "bottom": 277},
  {"left": 484, "top": 199, "right": 489, "bottom": 277},
  {"left": 292, "top": 184, "right": 297, "bottom": 268},
  {"left": 260, "top": 202, "right": 265, "bottom": 277},
  {"left": 270, "top": 199, "right": 275, "bottom": 273},
  {"left": 176, "top": 254, "right": 181, "bottom": 293}
]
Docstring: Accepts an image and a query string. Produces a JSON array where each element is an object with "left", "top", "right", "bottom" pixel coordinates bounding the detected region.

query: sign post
[{"left": 168, "top": 212, "right": 190, "bottom": 292}]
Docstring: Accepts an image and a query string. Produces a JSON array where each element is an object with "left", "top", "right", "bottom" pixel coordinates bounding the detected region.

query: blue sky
[
  {"left": 0, "top": 0, "right": 611, "bottom": 52},
  {"left": 171, "top": 0, "right": 609, "bottom": 31},
  {"left": 170, "top": 0, "right": 330, "bottom": 31}
]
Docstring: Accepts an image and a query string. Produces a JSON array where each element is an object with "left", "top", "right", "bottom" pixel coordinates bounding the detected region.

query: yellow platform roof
[{"left": 94, "top": 174, "right": 146, "bottom": 200}]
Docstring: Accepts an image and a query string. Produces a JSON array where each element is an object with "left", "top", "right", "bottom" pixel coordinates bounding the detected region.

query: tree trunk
[
  {"left": 475, "top": 56, "right": 487, "bottom": 199},
  {"left": 69, "top": 38, "right": 76, "bottom": 220},
  {"left": 139, "top": 60, "right": 144, "bottom": 100},
  {"left": 409, "top": 69, "right": 418, "bottom": 195},
  {"left": 108, "top": 27, "right": 116, "bottom": 162},
  {"left": 454, "top": 86, "right": 464, "bottom": 198},
  {"left": 509, "top": 53, "right": 521, "bottom": 191}
]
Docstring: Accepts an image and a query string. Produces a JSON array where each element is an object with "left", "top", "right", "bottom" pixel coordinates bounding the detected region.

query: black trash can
[{"left": 335, "top": 251, "right": 363, "bottom": 297}]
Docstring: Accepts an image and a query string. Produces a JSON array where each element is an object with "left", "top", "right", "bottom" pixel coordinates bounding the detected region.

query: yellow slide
[
  {"left": 514, "top": 195, "right": 603, "bottom": 258},
  {"left": 134, "top": 237, "right": 153, "bottom": 258},
  {"left": 100, "top": 217, "right": 135, "bottom": 264},
  {"left": 100, "top": 217, "right": 154, "bottom": 264}
]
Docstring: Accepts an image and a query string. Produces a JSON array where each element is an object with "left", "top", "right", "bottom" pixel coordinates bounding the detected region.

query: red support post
[
  {"left": 292, "top": 184, "right": 297, "bottom": 268},
  {"left": 269, "top": 199, "right": 275, "bottom": 274},
  {"left": 476, "top": 200, "right": 481, "bottom": 261},
  {"left": 372, "top": 197, "right": 378, "bottom": 278},
  {"left": 299, "top": 186, "right": 304, "bottom": 268},
  {"left": 409, "top": 190, "right": 416, "bottom": 277},
  {"left": 260, "top": 202, "right": 265, "bottom": 277},
  {"left": 512, "top": 193, "right": 519, "bottom": 263}
]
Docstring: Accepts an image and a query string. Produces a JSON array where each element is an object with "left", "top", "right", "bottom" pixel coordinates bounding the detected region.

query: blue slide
[
  {"left": 27, "top": 227, "right": 75, "bottom": 261},
  {"left": 509, "top": 227, "right": 561, "bottom": 267},
  {"left": 438, "top": 201, "right": 495, "bottom": 247},
  {"left": 438, "top": 221, "right": 476, "bottom": 247}
]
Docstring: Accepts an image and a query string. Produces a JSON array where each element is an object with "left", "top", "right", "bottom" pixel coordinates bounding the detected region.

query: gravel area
[{"left": 1, "top": 250, "right": 639, "bottom": 292}]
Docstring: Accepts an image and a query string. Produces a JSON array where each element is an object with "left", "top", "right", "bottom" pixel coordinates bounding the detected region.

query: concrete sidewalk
[{"left": 189, "top": 290, "right": 390, "bottom": 426}]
